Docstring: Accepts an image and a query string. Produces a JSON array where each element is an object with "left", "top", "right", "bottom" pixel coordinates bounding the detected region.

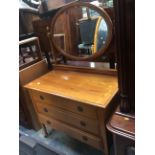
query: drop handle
[
  {"left": 40, "top": 95, "right": 44, "bottom": 100},
  {"left": 43, "top": 108, "right": 48, "bottom": 112},
  {"left": 82, "top": 136, "right": 88, "bottom": 141},
  {"left": 77, "top": 106, "right": 83, "bottom": 112},
  {"left": 80, "top": 121, "right": 86, "bottom": 127}
]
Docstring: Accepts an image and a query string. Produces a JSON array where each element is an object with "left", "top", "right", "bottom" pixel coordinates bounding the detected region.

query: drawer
[
  {"left": 36, "top": 102, "right": 100, "bottom": 136},
  {"left": 30, "top": 90, "right": 98, "bottom": 120},
  {"left": 38, "top": 114, "right": 102, "bottom": 150}
]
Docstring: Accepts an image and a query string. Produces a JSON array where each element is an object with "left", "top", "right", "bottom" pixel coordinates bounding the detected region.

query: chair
[
  {"left": 19, "top": 1, "right": 41, "bottom": 68},
  {"left": 19, "top": 36, "right": 42, "bottom": 70}
]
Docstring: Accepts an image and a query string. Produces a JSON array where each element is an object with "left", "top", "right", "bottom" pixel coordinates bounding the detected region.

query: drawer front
[
  {"left": 36, "top": 102, "right": 100, "bottom": 136},
  {"left": 30, "top": 90, "right": 98, "bottom": 120},
  {"left": 38, "top": 114, "right": 102, "bottom": 150}
]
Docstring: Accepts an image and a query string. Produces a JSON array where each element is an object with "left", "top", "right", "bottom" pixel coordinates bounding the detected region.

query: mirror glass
[{"left": 52, "top": 4, "right": 112, "bottom": 60}]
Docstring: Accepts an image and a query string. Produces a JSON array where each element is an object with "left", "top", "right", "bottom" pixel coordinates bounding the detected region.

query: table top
[
  {"left": 107, "top": 106, "right": 135, "bottom": 140},
  {"left": 25, "top": 69, "right": 118, "bottom": 108}
]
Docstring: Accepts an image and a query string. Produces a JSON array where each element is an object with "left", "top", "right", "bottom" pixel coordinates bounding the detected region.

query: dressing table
[{"left": 24, "top": 2, "right": 118, "bottom": 155}]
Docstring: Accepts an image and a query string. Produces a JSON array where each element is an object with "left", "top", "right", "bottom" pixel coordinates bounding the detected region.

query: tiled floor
[{"left": 20, "top": 126, "right": 114, "bottom": 155}]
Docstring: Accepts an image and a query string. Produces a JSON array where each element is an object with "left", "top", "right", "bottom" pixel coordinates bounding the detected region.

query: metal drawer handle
[
  {"left": 77, "top": 106, "right": 83, "bottom": 112},
  {"left": 43, "top": 108, "right": 48, "bottom": 113},
  {"left": 82, "top": 136, "right": 88, "bottom": 141},
  {"left": 40, "top": 95, "right": 44, "bottom": 100},
  {"left": 46, "top": 120, "right": 51, "bottom": 125},
  {"left": 80, "top": 121, "right": 86, "bottom": 127}
]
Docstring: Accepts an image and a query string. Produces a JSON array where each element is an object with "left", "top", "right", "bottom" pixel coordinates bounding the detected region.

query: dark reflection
[
  {"left": 53, "top": 6, "right": 108, "bottom": 57},
  {"left": 60, "top": 60, "right": 114, "bottom": 70}
]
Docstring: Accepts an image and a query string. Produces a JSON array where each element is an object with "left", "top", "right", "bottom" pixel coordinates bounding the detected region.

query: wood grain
[
  {"left": 107, "top": 111, "right": 135, "bottom": 140},
  {"left": 20, "top": 60, "right": 49, "bottom": 85},
  {"left": 19, "top": 60, "right": 49, "bottom": 129},
  {"left": 36, "top": 102, "right": 100, "bottom": 136},
  {"left": 110, "top": 114, "right": 135, "bottom": 135},
  {"left": 25, "top": 68, "right": 118, "bottom": 155},
  {"left": 53, "top": 64, "right": 117, "bottom": 76},
  {"left": 39, "top": 113, "right": 102, "bottom": 150},
  {"left": 25, "top": 69, "right": 118, "bottom": 108},
  {"left": 30, "top": 89, "right": 98, "bottom": 119}
]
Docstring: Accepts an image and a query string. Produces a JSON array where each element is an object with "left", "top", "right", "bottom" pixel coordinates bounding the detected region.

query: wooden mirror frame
[{"left": 50, "top": 1, "right": 113, "bottom": 61}]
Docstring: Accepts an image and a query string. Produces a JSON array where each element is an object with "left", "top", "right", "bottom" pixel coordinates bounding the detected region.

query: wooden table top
[
  {"left": 107, "top": 106, "right": 135, "bottom": 140},
  {"left": 25, "top": 69, "right": 118, "bottom": 108}
]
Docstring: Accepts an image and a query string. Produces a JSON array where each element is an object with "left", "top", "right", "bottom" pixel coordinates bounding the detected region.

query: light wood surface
[
  {"left": 20, "top": 60, "right": 49, "bottom": 85},
  {"left": 25, "top": 69, "right": 118, "bottom": 108},
  {"left": 20, "top": 60, "right": 49, "bottom": 129},
  {"left": 30, "top": 89, "right": 98, "bottom": 119},
  {"left": 25, "top": 68, "right": 118, "bottom": 155},
  {"left": 53, "top": 64, "right": 117, "bottom": 76},
  {"left": 38, "top": 113, "right": 102, "bottom": 150},
  {"left": 36, "top": 101, "right": 100, "bottom": 136}
]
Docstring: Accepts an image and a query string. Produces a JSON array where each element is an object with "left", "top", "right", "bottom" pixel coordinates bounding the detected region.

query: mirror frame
[{"left": 50, "top": 1, "right": 113, "bottom": 61}]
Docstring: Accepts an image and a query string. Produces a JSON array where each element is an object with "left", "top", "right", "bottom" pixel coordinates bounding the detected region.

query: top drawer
[{"left": 30, "top": 90, "right": 98, "bottom": 120}]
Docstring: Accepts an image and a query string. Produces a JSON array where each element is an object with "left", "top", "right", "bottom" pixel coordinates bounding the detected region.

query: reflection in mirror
[{"left": 53, "top": 6, "right": 109, "bottom": 58}]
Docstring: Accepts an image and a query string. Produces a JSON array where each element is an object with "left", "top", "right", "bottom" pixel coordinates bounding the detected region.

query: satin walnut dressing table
[
  {"left": 25, "top": 67, "right": 118, "bottom": 155},
  {"left": 24, "top": 2, "right": 118, "bottom": 155}
]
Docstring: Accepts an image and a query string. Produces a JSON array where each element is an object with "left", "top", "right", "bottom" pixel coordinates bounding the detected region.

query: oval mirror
[{"left": 50, "top": 2, "right": 113, "bottom": 61}]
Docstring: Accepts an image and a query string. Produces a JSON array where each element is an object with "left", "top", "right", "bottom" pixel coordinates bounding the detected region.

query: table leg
[{"left": 42, "top": 123, "right": 49, "bottom": 137}]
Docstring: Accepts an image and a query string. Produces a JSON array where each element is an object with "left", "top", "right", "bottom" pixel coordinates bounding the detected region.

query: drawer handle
[
  {"left": 77, "top": 106, "right": 83, "bottom": 112},
  {"left": 82, "top": 136, "right": 88, "bottom": 141},
  {"left": 40, "top": 95, "right": 44, "bottom": 100},
  {"left": 43, "top": 108, "right": 48, "bottom": 113},
  {"left": 80, "top": 121, "right": 86, "bottom": 127},
  {"left": 46, "top": 120, "right": 51, "bottom": 125}
]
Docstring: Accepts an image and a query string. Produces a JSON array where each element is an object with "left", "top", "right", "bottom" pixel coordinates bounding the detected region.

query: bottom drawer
[{"left": 38, "top": 114, "right": 103, "bottom": 150}]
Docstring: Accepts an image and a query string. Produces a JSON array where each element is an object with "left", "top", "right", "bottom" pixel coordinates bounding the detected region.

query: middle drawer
[{"left": 36, "top": 102, "right": 100, "bottom": 136}]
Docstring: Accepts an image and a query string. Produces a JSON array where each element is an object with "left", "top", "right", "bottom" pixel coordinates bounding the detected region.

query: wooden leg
[
  {"left": 42, "top": 123, "right": 49, "bottom": 137},
  {"left": 97, "top": 109, "right": 110, "bottom": 155}
]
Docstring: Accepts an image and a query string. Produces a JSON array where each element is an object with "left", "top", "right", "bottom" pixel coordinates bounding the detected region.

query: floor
[{"left": 20, "top": 126, "right": 114, "bottom": 155}]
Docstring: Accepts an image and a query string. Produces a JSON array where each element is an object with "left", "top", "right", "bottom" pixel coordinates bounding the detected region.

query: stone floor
[{"left": 20, "top": 126, "right": 114, "bottom": 155}]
